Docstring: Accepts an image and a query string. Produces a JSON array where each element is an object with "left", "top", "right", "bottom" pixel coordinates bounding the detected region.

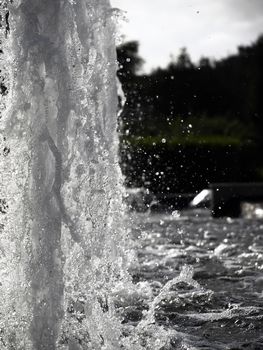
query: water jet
[{"left": 0, "top": 1, "right": 129, "bottom": 348}]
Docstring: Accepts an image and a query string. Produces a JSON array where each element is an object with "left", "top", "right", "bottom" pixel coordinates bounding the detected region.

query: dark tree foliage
[
  {"left": 117, "top": 41, "right": 144, "bottom": 79},
  {"left": 117, "top": 36, "right": 263, "bottom": 193},
  {"left": 117, "top": 36, "right": 263, "bottom": 140}
]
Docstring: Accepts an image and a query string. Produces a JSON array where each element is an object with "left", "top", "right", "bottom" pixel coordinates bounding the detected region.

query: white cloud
[
  {"left": 111, "top": 0, "right": 263, "bottom": 72},
  {"left": 225, "top": 0, "right": 263, "bottom": 20}
]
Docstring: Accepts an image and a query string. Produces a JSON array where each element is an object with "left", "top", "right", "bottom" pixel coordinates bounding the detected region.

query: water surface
[{"left": 123, "top": 209, "right": 263, "bottom": 349}]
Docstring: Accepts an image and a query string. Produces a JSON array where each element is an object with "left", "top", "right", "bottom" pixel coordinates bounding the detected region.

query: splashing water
[
  {"left": 0, "top": 1, "right": 194, "bottom": 349},
  {"left": 0, "top": 0, "right": 131, "bottom": 349}
]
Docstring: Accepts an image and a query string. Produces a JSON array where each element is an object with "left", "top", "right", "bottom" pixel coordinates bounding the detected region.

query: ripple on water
[{"left": 126, "top": 209, "right": 263, "bottom": 349}]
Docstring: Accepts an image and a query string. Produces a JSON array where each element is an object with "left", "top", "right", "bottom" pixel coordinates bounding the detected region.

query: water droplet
[{"left": 172, "top": 210, "right": 180, "bottom": 218}]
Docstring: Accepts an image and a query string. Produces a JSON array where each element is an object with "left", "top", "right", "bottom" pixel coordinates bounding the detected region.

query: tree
[
  {"left": 169, "top": 47, "right": 194, "bottom": 70},
  {"left": 117, "top": 41, "right": 144, "bottom": 79}
]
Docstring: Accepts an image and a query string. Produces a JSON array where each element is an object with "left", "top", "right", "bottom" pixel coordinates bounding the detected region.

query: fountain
[
  {"left": 2, "top": 2, "right": 262, "bottom": 349},
  {"left": 0, "top": 0, "right": 130, "bottom": 348}
]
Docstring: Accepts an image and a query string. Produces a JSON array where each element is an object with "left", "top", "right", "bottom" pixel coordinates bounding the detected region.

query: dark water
[{"left": 123, "top": 209, "right": 263, "bottom": 350}]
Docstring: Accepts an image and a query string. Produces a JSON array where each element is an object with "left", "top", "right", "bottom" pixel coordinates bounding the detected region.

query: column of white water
[{"left": 0, "top": 1, "right": 129, "bottom": 349}]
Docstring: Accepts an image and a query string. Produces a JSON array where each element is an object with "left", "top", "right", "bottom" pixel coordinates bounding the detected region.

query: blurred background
[{"left": 112, "top": 0, "right": 263, "bottom": 196}]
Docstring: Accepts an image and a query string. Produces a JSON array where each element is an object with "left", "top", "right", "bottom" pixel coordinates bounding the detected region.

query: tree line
[{"left": 117, "top": 36, "right": 263, "bottom": 192}]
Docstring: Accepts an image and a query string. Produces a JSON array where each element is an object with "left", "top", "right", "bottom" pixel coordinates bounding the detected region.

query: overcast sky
[{"left": 111, "top": 0, "right": 263, "bottom": 72}]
